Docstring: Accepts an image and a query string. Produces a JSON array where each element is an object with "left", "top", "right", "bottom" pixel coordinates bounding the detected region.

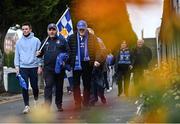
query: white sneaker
[
  {"left": 23, "top": 106, "right": 30, "bottom": 114},
  {"left": 107, "top": 87, "right": 113, "bottom": 92},
  {"left": 68, "top": 91, "right": 72, "bottom": 95},
  {"left": 109, "top": 87, "right": 113, "bottom": 90},
  {"left": 107, "top": 89, "right": 111, "bottom": 92}
]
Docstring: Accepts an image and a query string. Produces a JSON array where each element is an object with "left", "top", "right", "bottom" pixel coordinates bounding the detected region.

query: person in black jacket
[
  {"left": 132, "top": 39, "right": 152, "bottom": 96},
  {"left": 90, "top": 37, "right": 108, "bottom": 105},
  {"left": 36, "top": 23, "right": 70, "bottom": 111},
  {"left": 115, "top": 41, "right": 133, "bottom": 97},
  {"left": 68, "top": 20, "right": 102, "bottom": 110}
]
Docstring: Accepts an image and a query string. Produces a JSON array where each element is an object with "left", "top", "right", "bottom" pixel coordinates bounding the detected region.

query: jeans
[{"left": 20, "top": 67, "right": 39, "bottom": 106}]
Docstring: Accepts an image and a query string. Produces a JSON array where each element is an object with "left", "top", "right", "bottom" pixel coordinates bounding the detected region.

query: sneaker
[
  {"left": 57, "top": 107, "right": 63, "bottom": 112},
  {"left": 23, "top": 106, "right": 30, "bottom": 114},
  {"left": 68, "top": 90, "right": 72, "bottom": 95},
  {"left": 109, "top": 87, "right": 112, "bottom": 90},
  {"left": 107, "top": 89, "right": 111, "bottom": 92},
  {"left": 107, "top": 87, "right": 112, "bottom": 92}
]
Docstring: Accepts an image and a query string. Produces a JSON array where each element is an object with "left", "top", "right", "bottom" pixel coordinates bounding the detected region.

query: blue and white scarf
[{"left": 74, "top": 31, "right": 90, "bottom": 70}]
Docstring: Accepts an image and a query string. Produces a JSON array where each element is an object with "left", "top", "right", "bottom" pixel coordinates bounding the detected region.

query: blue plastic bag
[{"left": 16, "top": 74, "right": 28, "bottom": 90}]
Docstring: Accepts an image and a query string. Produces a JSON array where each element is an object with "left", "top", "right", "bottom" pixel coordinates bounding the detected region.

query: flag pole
[
  {"left": 39, "top": 36, "right": 49, "bottom": 51},
  {"left": 38, "top": 6, "right": 70, "bottom": 52},
  {"left": 56, "top": 7, "right": 69, "bottom": 28}
]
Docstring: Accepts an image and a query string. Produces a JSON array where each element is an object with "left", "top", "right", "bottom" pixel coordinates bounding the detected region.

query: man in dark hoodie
[
  {"left": 115, "top": 41, "right": 133, "bottom": 97},
  {"left": 36, "top": 23, "right": 70, "bottom": 111},
  {"left": 68, "top": 20, "right": 102, "bottom": 110}
]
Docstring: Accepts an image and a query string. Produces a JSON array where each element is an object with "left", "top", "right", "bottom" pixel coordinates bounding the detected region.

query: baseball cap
[
  {"left": 77, "top": 20, "right": 87, "bottom": 30},
  {"left": 47, "top": 23, "right": 57, "bottom": 30}
]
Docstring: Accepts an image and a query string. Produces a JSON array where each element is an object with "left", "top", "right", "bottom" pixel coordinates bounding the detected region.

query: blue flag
[
  {"left": 16, "top": 74, "right": 28, "bottom": 90},
  {"left": 56, "top": 8, "right": 73, "bottom": 39}
]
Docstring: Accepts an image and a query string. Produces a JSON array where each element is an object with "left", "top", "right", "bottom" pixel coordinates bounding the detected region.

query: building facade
[
  {"left": 159, "top": 0, "right": 180, "bottom": 72},
  {"left": 4, "top": 32, "right": 19, "bottom": 54}
]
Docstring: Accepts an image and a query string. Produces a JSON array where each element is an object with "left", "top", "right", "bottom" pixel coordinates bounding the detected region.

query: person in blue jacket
[
  {"left": 14, "top": 22, "right": 42, "bottom": 114},
  {"left": 36, "top": 23, "right": 70, "bottom": 111}
]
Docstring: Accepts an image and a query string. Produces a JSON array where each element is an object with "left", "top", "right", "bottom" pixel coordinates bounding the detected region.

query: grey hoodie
[{"left": 14, "top": 32, "right": 41, "bottom": 68}]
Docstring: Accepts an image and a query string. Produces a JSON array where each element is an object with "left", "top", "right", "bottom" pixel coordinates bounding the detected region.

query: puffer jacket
[{"left": 68, "top": 31, "right": 102, "bottom": 68}]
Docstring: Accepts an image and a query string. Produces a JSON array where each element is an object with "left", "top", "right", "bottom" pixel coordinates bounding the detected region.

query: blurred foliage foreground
[{"left": 133, "top": 61, "right": 180, "bottom": 123}]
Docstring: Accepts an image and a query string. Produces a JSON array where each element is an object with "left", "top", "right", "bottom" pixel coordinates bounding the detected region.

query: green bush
[
  {"left": 4, "top": 52, "right": 15, "bottom": 68},
  {"left": 136, "top": 81, "right": 180, "bottom": 122}
]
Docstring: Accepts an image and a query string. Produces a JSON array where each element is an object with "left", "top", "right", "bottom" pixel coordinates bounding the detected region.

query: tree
[
  {"left": 0, "top": 0, "right": 71, "bottom": 93},
  {"left": 72, "top": 0, "right": 137, "bottom": 53},
  {"left": 0, "top": 0, "right": 136, "bottom": 93},
  {"left": 4, "top": 52, "right": 15, "bottom": 67}
]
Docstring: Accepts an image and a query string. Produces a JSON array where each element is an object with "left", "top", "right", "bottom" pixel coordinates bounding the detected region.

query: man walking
[
  {"left": 14, "top": 22, "right": 42, "bottom": 114},
  {"left": 68, "top": 20, "right": 101, "bottom": 110},
  {"left": 37, "top": 23, "right": 70, "bottom": 111},
  {"left": 132, "top": 39, "right": 152, "bottom": 96}
]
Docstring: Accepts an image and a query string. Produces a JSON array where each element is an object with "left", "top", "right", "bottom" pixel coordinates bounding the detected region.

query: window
[
  {"left": 178, "top": 0, "right": 180, "bottom": 13},
  {"left": 172, "top": 0, "right": 180, "bottom": 13}
]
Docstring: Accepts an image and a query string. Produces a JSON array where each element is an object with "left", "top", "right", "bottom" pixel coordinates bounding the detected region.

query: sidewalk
[
  {"left": 1, "top": 67, "right": 71, "bottom": 104},
  {"left": 0, "top": 89, "right": 44, "bottom": 105},
  {"left": 0, "top": 86, "right": 72, "bottom": 105}
]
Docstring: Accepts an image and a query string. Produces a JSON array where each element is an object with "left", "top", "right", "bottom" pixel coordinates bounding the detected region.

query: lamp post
[{"left": 155, "top": 27, "right": 160, "bottom": 67}]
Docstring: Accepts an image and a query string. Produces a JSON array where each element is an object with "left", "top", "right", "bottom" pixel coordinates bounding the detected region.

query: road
[{"left": 0, "top": 86, "right": 137, "bottom": 123}]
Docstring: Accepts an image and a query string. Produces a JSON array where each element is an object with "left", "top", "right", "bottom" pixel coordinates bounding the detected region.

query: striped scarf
[{"left": 74, "top": 31, "right": 90, "bottom": 70}]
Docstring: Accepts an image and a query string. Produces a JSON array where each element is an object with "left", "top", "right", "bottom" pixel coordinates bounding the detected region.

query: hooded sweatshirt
[{"left": 14, "top": 32, "right": 41, "bottom": 68}]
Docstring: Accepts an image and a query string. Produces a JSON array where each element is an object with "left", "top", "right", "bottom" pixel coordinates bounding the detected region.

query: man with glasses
[
  {"left": 14, "top": 22, "right": 42, "bottom": 114},
  {"left": 36, "top": 23, "right": 70, "bottom": 111}
]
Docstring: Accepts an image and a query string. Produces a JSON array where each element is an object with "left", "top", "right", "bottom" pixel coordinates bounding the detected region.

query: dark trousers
[
  {"left": 67, "top": 77, "right": 73, "bottom": 91},
  {"left": 20, "top": 67, "right": 39, "bottom": 106},
  {"left": 44, "top": 70, "right": 65, "bottom": 108},
  {"left": 91, "top": 80, "right": 106, "bottom": 104},
  {"left": 103, "top": 71, "right": 109, "bottom": 89},
  {"left": 90, "top": 66, "right": 106, "bottom": 104},
  {"left": 117, "top": 69, "right": 130, "bottom": 96},
  {"left": 73, "top": 61, "right": 92, "bottom": 107},
  {"left": 65, "top": 72, "right": 73, "bottom": 91}
]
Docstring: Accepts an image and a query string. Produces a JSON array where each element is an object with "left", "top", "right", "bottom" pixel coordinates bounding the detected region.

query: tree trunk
[
  {"left": 0, "top": 21, "right": 9, "bottom": 93},
  {"left": 0, "top": 16, "right": 12, "bottom": 92},
  {"left": 0, "top": 30, "right": 7, "bottom": 93}
]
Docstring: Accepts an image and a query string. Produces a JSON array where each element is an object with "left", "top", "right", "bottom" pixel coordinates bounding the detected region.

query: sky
[{"left": 127, "top": 0, "right": 163, "bottom": 38}]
